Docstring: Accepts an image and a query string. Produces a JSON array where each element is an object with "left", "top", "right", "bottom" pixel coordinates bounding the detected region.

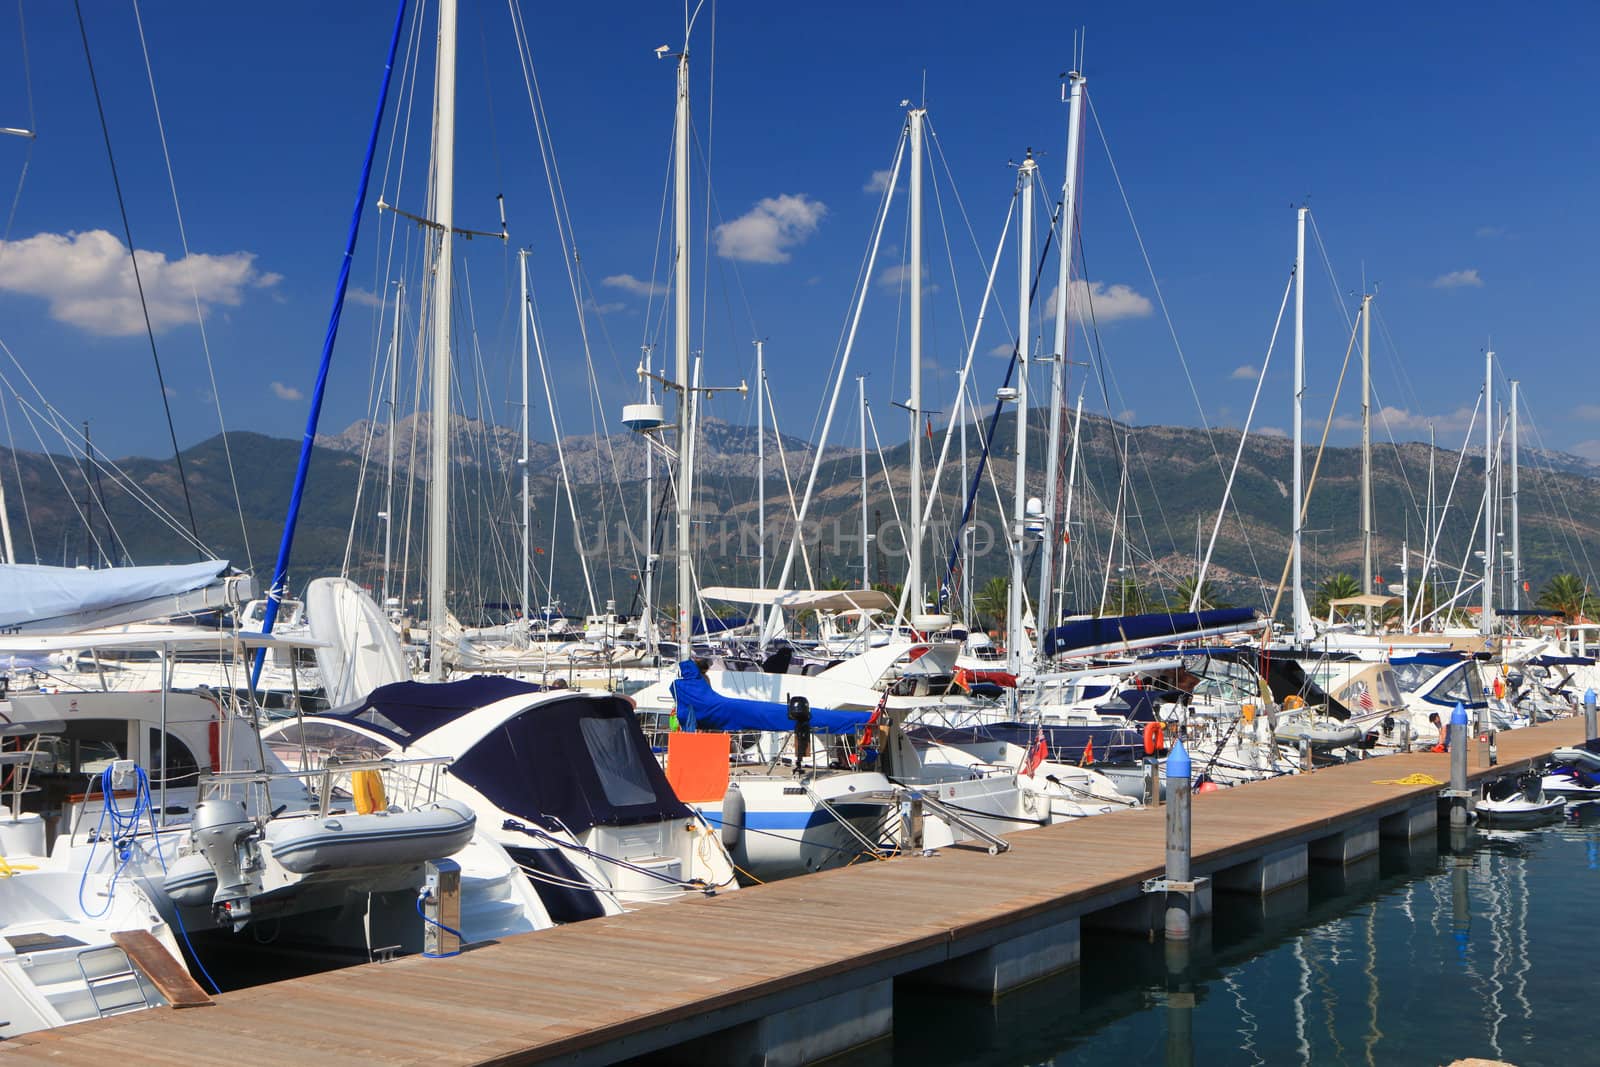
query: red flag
[
  {"left": 1358, "top": 686, "right": 1375, "bottom": 711},
  {"left": 925, "top": 417, "right": 935, "bottom": 444},
  {"left": 1022, "top": 727, "right": 1047, "bottom": 777},
  {"left": 1080, "top": 736, "right": 1094, "bottom": 767}
]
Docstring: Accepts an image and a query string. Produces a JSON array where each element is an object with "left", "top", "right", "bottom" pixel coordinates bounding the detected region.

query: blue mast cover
[{"left": 670, "top": 661, "right": 871, "bottom": 734}]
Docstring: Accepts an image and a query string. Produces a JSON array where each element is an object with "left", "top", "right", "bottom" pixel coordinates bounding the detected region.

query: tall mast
[
  {"left": 641, "top": 345, "right": 656, "bottom": 650},
  {"left": 757, "top": 340, "right": 767, "bottom": 613},
  {"left": 381, "top": 279, "right": 402, "bottom": 609},
  {"left": 1510, "top": 378, "right": 1521, "bottom": 612},
  {"left": 959, "top": 385, "right": 969, "bottom": 618},
  {"left": 1290, "top": 207, "right": 1310, "bottom": 636},
  {"left": 673, "top": 44, "right": 693, "bottom": 647},
  {"left": 859, "top": 375, "right": 869, "bottom": 587},
  {"left": 425, "top": 0, "right": 457, "bottom": 681},
  {"left": 1481, "top": 349, "right": 1494, "bottom": 636},
  {"left": 1036, "top": 73, "right": 1088, "bottom": 659},
  {"left": 1361, "top": 293, "right": 1373, "bottom": 631},
  {"left": 907, "top": 106, "right": 926, "bottom": 616},
  {"left": 518, "top": 250, "right": 532, "bottom": 626},
  {"left": 1007, "top": 150, "right": 1036, "bottom": 676},
  {"left": 1037, "top": 71, "right": 1085, "bottom": 664}
]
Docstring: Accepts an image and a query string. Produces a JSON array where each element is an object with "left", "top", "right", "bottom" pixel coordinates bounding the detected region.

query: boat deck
[{"left": 4, "top": 716, "right": 1584, "bottom": 1066}]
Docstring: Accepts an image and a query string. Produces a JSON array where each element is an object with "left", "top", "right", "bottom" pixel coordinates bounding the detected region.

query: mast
[
  {"left": 381, "top": 279, "right": 402, "bottom": 610},
  {"left": 673, "top": 43, "right": 693, "bottom": 648},
  {"left": 907, "top": 106, "right": 926, "bottom": 617},
  {"left": 425, "top": 0, "right": 457, "bottom": 681},
  {"left": 859, "top": 375, "right": 869, "bottom": 587},
  {"left": 1481, "top": 349, "right": 1494, "bottom": 636},
  {"left": 1291, "top": 207, "right": 1310, "bottom": 636},
  {"left": 1060, "top": 387, "right": 1085, "bottom": 615},
  {"left": 959, "top": 385, "right": 969, "bottom": 618},
  {"left": 518, "top": 251, "right": 532, "bottom": 626},
  {"left": 1361, "top": 293, "right": 1373, "bottom": 631},
  {"left": 638, "top": 345, "right": 657, "bottom": 650},
  {"left": 1007, "top": 150, "right": 1036, "bottom": 677},
  {"left": 1510, "top": 378, "right": 1521, "bottom": 612},
  {"left": 1037, "top": 71, "right": 1085, "bottom": 664},
  {"left": 756, "top": 340, "right": 767, "bottom": 629}
]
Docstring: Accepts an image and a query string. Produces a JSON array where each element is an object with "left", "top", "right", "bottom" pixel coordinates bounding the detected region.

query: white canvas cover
[{"left": 0, "top": 560, "right": 229, "bottom": 630}]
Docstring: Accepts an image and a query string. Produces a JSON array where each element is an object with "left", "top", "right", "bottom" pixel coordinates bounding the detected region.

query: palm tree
[
  {"left": 1312, "top": 572, "right": 1362, "bottom": 618},
  {"left": 1107, "top": 578, "right": 1148, "bottom": 616},
  {"left": 1538, "top": 573, "right": 1595, "bottom": 620},
  {"left": 974, "top": 576, "right": 1009, "bottom": 632},
  {"left": 1170, "top": 576, "right": 1231, "bottom": 612}
]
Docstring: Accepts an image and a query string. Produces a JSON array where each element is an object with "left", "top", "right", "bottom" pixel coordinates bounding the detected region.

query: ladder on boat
[
  {"left": 75, "top": 946, "right": 154, "bottom": 1019},
  {"left": 901, "top": 789, "right": 1012, "bottom": 856}
]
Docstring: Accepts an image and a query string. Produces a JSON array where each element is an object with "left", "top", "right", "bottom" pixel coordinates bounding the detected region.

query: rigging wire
[
  {"left": 2, "top": 0, "right": 36, "bottom": 244},
  {"left": 129, "top": 0, "right": 253, "bottom": 569},
  {"left": 72, "top": 0, "right": 202, "bottom": 551}
]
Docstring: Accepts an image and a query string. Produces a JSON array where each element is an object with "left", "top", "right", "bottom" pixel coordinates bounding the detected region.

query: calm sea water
[{"left": 864, "top": 804, "right": 1600, "bottom": 1067}]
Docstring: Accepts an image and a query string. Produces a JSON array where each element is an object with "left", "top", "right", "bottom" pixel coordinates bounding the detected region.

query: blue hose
[{"left": 415, "top": 893, "right": 464, "bottom": 958}]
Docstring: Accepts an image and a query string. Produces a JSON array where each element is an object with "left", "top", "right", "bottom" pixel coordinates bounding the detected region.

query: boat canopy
[
  {"left": 671, "top": 660, "right": 871, "bottom": 735},
  {"left": 694, "top": 614, "right": 750, "bottom": 635},
  {"left": 0, "top": 560, "right": 233, "bottom": 631},
  {"left": 1043, "top": 608, "right": 1257, "bottom": 656},
  {"left": 452, "top": 693, "right": 692, "bottom": 833},
  {"left": 335, "top": 676, "right": 545, "bottom": 742},
  {"left": 1530, "top": 654, "right": 1595, "bottom": 667},
  {"left": 1328, "top": 594, "right": 1400, "bottom": 610},
  {"left": 699, "top": 586, "right": 895, "bottom": 613}
]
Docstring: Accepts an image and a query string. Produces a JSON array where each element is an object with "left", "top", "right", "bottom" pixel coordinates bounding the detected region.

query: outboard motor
[
  {"left": 787, "top": 696, "right": 812, "bottom": 776},
  {"left": 189, "top": 798, "right": 257, "bottom": 929}
]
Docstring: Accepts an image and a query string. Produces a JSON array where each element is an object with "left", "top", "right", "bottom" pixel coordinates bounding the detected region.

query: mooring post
[
  {"left": 1449, "top": 701, "right": 1470, "bottom": 828},
  {"left": 1165, "top": 740, "right": 1192, "bottom": 941},
  {"left": 1146, "top": 758, "right": 1162, "bottom": 807},
  {"left": 1298, "top": 735, "right": 1311, "bottom": 773},
  {"left": 1586, "top": 688, "right": 1597, "bottom": 742},
  {"left": 1399, "top": 718, "right": 1412, "bottom": 753}
]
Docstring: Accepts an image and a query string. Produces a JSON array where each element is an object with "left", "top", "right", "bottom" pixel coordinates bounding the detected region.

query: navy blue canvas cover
[
  {"left": 452, "top": 693, "right": 692, "bottom": 833},
  {"left": 1043, "top": 609, "right": 1256, "bottom": 656}
]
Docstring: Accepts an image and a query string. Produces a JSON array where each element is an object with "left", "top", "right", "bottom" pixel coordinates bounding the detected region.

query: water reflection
[{"left": 882, "top": 813, "right": 1596, "bottom": 1067}]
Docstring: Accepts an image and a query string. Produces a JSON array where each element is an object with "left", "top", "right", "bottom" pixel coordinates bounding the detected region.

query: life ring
[
  {"left": 1143, "top": 720, "right": 1165, "bottom": 755},
  {"left": 1283, "top": 694, "right": 1306, "bottom": 711}
]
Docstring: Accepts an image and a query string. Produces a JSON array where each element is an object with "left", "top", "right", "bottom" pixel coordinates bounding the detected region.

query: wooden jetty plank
[
  {"left": 109, "top": 930, "right": 212, "bottom": 1009},
  {"left": 3, "top": 716, "right": 1585, "bottom": 1066}
]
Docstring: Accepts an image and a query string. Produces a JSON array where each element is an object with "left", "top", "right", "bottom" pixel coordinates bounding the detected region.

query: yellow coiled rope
[{"left": 1371, "top": 773, "right": 1445, "bottom": 786}]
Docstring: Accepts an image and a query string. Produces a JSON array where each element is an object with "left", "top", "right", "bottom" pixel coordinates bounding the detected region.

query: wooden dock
[{"left": 5, "top": 716, "right": 1585, "bottom": 1066}]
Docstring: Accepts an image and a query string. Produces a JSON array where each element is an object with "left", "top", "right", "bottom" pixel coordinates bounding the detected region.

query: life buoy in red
[{"left": 1143, "top": 721, "right": 1165, "bottom": 755}]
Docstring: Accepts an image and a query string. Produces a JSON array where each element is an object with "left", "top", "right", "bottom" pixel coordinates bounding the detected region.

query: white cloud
[
  {"left": 1430, "top": 268, "right": 1483, "bottom": 289},
  {"left": 1573, "top": 403, "right": 1600, "bottom": 420},
  {"left": 988, "top": 342, "right": 1015, "bottom": 357},
  {"left": 585, "top": 297, "right": 626, "bottom": 315},
  {"left": 1115, "top": 408, "right": 1136, "bottom": 424},
  {"left": 270, "top": 381, "right": 304, "bottom": 401},
  {"left": 713, "top": 194, "right": 827, "bottom": 264},
  {"left": 1475, "top": 226, "right": 1506, "bottom": 239},
  {"left": 1043, "top": 280, "right": 1154, "bottom": 324},
  {"left": 602, "top": 273, "right": 665, "bottom": 298},
  {"left": 0, "top": 229, "right": 279, "bottom": 336},
  {"left": 164, "top": 386, "right": 179, "bottom": 399},
  {"left": 1334, "top": 405, "right": 1475, "bottom": 433},
  {"left": 1573, "top": 440, "right": 1600, "bottom": 461},
  {"left": 1230, "top": 364, "right": 1258, "bottom": 381},
  {"left": 347, "top": 286, "right": 384, "bottom": 309},
  {"left": 864, "top": 169, "right": 892, "bottom": 194},
  {"left": 1257, "top": 426, "right": 1288, "bottom": 438}
]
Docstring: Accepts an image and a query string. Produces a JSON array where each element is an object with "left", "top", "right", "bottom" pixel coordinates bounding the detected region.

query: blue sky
[{"left": 1, "top": 0, "right": 1596, "bottom": 468}]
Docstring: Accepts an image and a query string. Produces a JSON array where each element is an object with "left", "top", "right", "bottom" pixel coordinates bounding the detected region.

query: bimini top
[
  {"left": 671, "top": 660, "right": 871, "bottom": 735},
  {"left": 0, "top": 560, "right": 231, "bottom": 630},
  {"left": 339, "top": 675, "right": 545, "bottom": 743},
  {"left": 1044, "top": 608, "right": 1257, "bottom": 657}
]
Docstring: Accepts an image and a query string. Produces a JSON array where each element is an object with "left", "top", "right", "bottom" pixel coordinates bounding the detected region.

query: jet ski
[{"left": 1474, "top": 773, "right": 1566, "bottom": 829}]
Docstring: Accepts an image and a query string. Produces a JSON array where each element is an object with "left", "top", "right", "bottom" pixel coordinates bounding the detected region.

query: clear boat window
[{"left": 579, "top": 715, "right": 656, "bottom": 808}]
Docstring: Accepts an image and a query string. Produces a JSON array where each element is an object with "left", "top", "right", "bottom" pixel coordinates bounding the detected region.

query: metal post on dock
[
  {"left": 1449, "top": 701, "right": 1470, "bottom": 828},
  {"left": 1399, "top": 718, "right": 1412, "bottom": 754},
  {"left": 1586, "top": 688, "right": 1597, "bottom": 742},
  {"left": 1164, "top": 740, "right": 1192, "bottom": 941},
  {"left": 1145, "top": 758, "right": 1162, "bottom": 806}
]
